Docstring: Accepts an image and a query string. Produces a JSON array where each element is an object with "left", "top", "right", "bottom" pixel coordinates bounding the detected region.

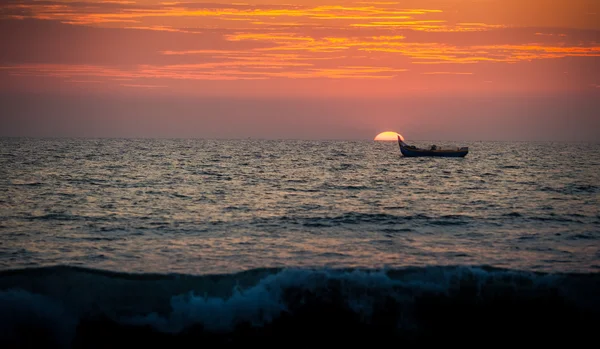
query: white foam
[{"left": 120, "top": 267, "right": 452, "bottom": 333}]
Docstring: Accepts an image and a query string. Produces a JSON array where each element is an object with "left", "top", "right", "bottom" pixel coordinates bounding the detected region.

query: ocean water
[{"left": 1, "top": 138, "right": 599, "bottom": 347}]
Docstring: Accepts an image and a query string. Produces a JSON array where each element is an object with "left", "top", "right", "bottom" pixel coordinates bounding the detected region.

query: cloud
[
  {"left": 422, "top": 72, "right": 473, "bottom": 75},
  {"left": 0, "top": 1, "right": 598, "bottom": 94},
  {"left": 0, "top": 61, "right": 406, "bottom": 82},
  {"left": 0, "top": 1, "right": 492, "bottom": 31},
  {"left": 119, "top": 83, "right": 169, "bottom": 88}
]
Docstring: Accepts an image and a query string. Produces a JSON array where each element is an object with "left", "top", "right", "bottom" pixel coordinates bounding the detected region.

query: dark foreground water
[{"left": 1, "top": 138, "right": 599, "bottom": 347}]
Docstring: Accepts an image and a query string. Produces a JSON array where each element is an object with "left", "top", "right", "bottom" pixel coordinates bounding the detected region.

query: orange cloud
[
  {"left": 1, "top": 1, "right": 598, "bottom": 94},
  {"left": 120, "top": 83, "right": 169, "bottom": 88},
  {"left": 124, "top": 25, "right": 201, "bottom": 33},
  {"left": 422, "top": 72, "right": 473, "bottom": 75},
  {"left": 219, "top": 33, "right": 600, "bottom": 65},
  {"left": 1, "top": 61, "right": 406, "bottom": 82},
  {"left": 0, "top": 1, "right": 486, "bottom": 32}
]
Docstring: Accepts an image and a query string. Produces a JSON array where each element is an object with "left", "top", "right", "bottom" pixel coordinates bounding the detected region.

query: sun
[{"left": 374, "top": 131, "right": 404, "bottom": 141}]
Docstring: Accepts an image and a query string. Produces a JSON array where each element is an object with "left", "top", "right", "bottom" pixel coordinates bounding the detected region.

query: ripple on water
[{"left": 1, "top": 139, "right": 599, "bottom": 274}]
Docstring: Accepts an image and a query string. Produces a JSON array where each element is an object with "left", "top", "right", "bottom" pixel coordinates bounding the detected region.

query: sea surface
[{"left": 1, "top": 138, "right": 599, "bottom": 347}]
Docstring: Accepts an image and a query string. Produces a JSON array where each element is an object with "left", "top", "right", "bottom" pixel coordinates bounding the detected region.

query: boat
[{"left": 397, "top": 135, "right": 468, "bottom": 157}]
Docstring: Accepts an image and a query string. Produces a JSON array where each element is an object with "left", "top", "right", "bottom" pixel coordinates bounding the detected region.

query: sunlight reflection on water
[{"left": 1, "top": 138, "right": 599, "bottom": 274}]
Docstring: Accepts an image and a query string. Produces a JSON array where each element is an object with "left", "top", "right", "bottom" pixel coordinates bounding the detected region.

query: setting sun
[{"left": 374, "top": 131, "right": 404, "bottom": 141}]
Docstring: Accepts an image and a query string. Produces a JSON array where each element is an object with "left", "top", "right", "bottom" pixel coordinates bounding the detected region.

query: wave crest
[{"left": 1, "top": 265, "right": 598, "bottom": 347}]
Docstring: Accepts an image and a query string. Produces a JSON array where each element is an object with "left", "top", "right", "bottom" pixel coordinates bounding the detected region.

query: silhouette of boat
[{"left": 398, "top": 135, "right": 468, "bottom": 157}]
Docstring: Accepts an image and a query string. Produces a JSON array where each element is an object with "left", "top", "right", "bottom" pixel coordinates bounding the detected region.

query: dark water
[{"left": 1, "top": 138, "right": 599, "bottom": 347}]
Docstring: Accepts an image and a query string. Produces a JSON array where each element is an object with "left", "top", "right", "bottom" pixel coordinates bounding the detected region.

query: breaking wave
[{"left": 1, "top": 265, "right": 598, "bottom": 348}]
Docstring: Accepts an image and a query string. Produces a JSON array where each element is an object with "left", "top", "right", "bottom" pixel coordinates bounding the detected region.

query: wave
[
  {"left": 1, "top": 265, "right": 599, "bottom": 348},
  {"left": 257, "top": 212, "right": 474, "bottom": 228}
]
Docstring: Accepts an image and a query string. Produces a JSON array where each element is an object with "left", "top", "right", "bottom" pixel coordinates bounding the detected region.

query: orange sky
[{"left": 0, "top": 0, "right": 598, "bottom": 139}]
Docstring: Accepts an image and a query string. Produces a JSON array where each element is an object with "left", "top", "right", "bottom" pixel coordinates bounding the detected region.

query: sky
[{"left": 0, "top": 0, "right": 598, "bottom": 141}]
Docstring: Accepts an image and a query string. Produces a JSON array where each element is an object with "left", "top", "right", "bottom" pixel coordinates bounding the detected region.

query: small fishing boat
[{"left": 397, "top": 135, "right": 468, "bottom": 157}]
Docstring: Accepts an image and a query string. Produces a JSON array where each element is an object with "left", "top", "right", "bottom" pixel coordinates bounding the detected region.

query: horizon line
[{"left": 0, "top": 136, "right": 598, "bottom": 143}]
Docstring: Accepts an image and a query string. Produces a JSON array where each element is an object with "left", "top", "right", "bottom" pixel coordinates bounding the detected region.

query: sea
[{"left": 1, "top": 138, "right": 599, "bottom": 347}]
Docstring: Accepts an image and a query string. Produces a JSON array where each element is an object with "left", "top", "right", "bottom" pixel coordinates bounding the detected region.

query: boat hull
[
  {"left": 400, "top": 146, "right": 468, "bottom": 157},
  {"left": 397, "top": 136, "right": 468, "bottom": 157}
]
